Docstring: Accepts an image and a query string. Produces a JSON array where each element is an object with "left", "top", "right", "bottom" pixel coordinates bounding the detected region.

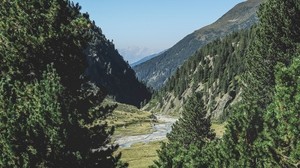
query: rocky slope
[{"left": 145, "top": 29, "right": 253, "bottom": 121}]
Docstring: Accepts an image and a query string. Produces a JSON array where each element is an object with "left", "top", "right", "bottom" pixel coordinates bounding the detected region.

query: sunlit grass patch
[
  {"left": 212, "top": 122, "right": 227, "bottom": 138},
  {"left": 116, "top": 141, "right": 164, "bottom": 168}
]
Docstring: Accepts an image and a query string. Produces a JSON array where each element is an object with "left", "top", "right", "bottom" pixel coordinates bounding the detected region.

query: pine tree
[
  {"left": 152, "top": 92, "right": 215, "bottom": 167},
  {"left": 168, "top": 92, "right": 215, "bottom": 146},
  {"left": 261, "top": 57, "right": 300, "bottom": 167},
  {"left": 0, "top": 66, "right": 64, "bottom": 167},
  {"left": 243, "top": 0, "right": 300, "bottom": 107}
]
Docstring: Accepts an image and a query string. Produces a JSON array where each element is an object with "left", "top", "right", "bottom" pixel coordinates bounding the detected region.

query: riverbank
[
  {"left": 114, "top": 114, "right": 177, "bottom": 168},
  {"left": 115, "top": 115, "right": 177, "bottom": 148}
]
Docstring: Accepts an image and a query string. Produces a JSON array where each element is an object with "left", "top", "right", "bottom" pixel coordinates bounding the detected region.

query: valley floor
[
  {"left": 114, "top": 115, "right": 175, "bottom": 168},
  {"left": 108, "top": 101, "right": 226, "bottom": 167},
  {"left": 115, "top": 115, "right": 177, "bottom": 148}
]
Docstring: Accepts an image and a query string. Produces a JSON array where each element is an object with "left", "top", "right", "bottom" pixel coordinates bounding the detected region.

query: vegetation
[
  {"left": 147, "top": 29, "right": 254, "bottom": 121},
  {"left": 152, "top": 0, "right": 300, "bottom": 167},
  {"left": 85, "top": 25, "right": 151, "bottom": 107},
  {"left": 116, "top": 141, "right": 162, "bottom": 168},
  {"left": 152, "top": 93, "right": 215, "bottom": 167},
  {"left": 1, "top": 0, "right": 300, "bottom": 167},
  {"left": 104, "top": 100, "right": 155, "bottom": 137},
  {"left": 0, "top": 0, "right": 153, "bottom": 167}
]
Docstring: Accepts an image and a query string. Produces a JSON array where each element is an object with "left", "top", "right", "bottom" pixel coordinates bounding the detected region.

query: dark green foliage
[
  {"left": 0, "top": 0, "right": 89, "bottom": 90},
  {"left": 0, "top": 66, "right": 64, "bottom": 167},
  {"left": 245, "top": 0, "right": 300, "bottom": 106},
  {"left": 218, "top": 0, "right": 300, "bottom": 166},
  {"left": 0, "top": 0, "right": 128, "bottom": 167},
  {"left": 153, "top": 93, "right": 215, "bottom": 167},
  {"left": 167, "top": 92, "right": 215, "bottom": 146},
  {"left": 260, "top": 58, "right": 300, "bottom": 167}
]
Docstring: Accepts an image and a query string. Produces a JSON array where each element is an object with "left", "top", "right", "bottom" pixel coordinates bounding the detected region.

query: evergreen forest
[{"left": 1, "top": 0, "right": 300, "bottom": 167}]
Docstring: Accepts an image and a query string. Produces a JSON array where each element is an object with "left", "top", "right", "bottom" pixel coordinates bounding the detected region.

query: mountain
[
  {"left": 118, "top": 46, "right": 159, "bottom": 64},
  {"left": 130, "top": 50, "right": 166, "bottom": 67},
  {"left": 85, "top": 25, "right": 151, "bottom": 107},
  {"left": 145, "top": 29, "right": 253, "bottom": 120},
  {"left": 133, "top": 0, "right": 262, "bottom": 90}
]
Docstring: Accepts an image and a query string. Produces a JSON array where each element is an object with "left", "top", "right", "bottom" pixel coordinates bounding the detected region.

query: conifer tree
[
  {"left": 0, "top": 66, "right": 64, "bottom": 167},
  {"left": 153, "top": 92, "right": 215, "bottom": 167},
  {"left": 261, "top": 57, "right": 300, "bottom": 167},
  {"left": 167, "top": 92, "right": 215, "bottom": 146}
]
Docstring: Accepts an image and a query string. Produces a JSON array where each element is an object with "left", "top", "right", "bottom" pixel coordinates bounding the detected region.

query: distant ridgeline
[
  {"left": 85, "top": 24, "right": 151, "bottom": 107},
  {"left": 146, "top": 29, "right": 254, "bottom": 121},
  {"left": 133, "top": 0, "right": 262, "bottom": 90}
]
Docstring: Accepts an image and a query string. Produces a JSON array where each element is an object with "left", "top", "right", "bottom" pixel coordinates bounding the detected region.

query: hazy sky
[{"left": 71, "top": 0, "right": 245, "bottom": 63}]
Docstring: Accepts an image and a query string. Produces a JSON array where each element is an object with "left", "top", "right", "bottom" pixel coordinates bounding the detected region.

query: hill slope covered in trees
[
  {"left": 133, "top": 0, "right": 262, "bottom": 90},
  {"left": 152, "top": 0, "right": 300, "bottom": 167},
  {"left": 146, "top": 29, "right": 253, "bottom": 121},
  {"left": 85, "top": 25, "right": 151, "bottom": 107}
]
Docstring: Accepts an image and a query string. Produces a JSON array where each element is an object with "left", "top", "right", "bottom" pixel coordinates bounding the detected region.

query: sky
[{"left": 71, "top": 0, "right": 245, "bottom": 63}]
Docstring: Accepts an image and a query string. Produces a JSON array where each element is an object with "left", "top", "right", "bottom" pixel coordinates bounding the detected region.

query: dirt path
[{"left": 115, "top": 115, "right": 177, "bottom": 148}]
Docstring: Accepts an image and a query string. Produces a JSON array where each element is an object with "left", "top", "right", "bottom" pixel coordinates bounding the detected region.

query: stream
[{"left": 115, "top": 115, "right": 177, "bottom": 148}]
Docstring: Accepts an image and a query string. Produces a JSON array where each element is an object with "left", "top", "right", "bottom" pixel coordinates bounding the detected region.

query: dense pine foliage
[
  {"left": 0, "top": 0, "right": 137, "bottom": 167},
  {"left": 153, "top": 0, "right": 300, "bottom": 167}
]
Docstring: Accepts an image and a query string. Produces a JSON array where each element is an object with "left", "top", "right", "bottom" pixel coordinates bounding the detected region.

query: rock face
[
  {"left": 85, "top": 26, "right": 151, "bottom": 107},
  {"left": 211, "top": 94, "right": 233, "bottom": 119},
  {"left": 133, "top": 0, "right": 262, "bottom": 90}
]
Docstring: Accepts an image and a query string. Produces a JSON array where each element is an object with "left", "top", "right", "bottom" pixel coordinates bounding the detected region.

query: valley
[{"left": 2, "top": 0, "right": 300, "bottom": 167}]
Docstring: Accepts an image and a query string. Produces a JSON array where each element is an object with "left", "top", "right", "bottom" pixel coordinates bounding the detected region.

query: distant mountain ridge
[
  {"left": 133, "top": 0, "right": 262, "bottom": 90},
  {"left": 130, "top": 50, "right": 166, "bottom": 67}
]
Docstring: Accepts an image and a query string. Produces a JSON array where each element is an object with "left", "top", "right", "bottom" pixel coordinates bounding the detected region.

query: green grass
[
  {"left": 116, "top": 141, "right": 163, "bottom": 168},
  {"left": 212, "top": 122, "right": 227, "bottom": 138},
  {"left": 107, "top": 110, "right": 155, "bottom": 137},
  {"left": 105, "top": 100, "right": 162, "bottom": 167},
  {"left": 103, "top": 99, "right": 156, "bottom": 137},
  {"left": 116, "top": 122, "right": 226, "bottom": 168}
]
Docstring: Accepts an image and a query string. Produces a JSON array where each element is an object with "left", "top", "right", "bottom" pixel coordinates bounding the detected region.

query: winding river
[{"left": 115, "top": 115, "right": 177, "bottom": 148}]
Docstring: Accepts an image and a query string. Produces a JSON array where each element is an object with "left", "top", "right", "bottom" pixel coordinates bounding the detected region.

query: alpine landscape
[{"left": 1, "top": 0, "right": 300, "bottom": 168}]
